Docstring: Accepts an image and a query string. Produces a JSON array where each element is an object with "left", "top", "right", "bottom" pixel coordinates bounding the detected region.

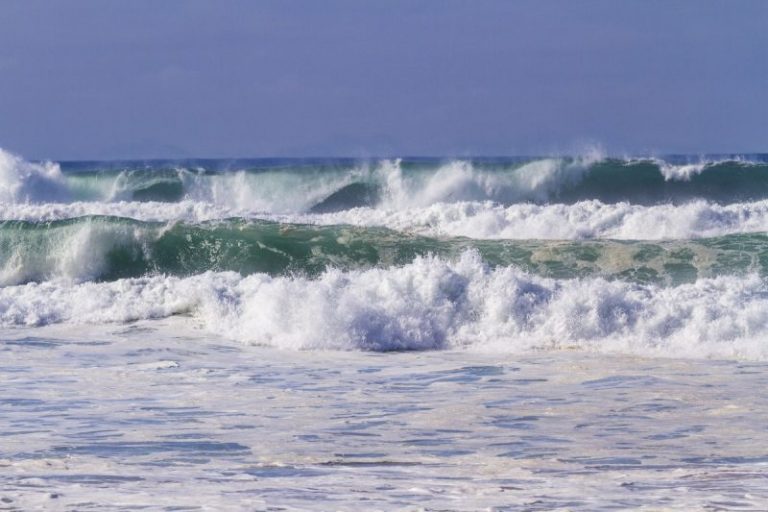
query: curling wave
[{"left": 3, "top": 149, "right": 768, "bottom": 211}]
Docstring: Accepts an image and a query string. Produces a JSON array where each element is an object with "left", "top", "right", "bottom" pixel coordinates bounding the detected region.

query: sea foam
[
  {"left": 288, "top": 199, "right": 768, "bottom": 240},
  {"left": 1, "top": 251, "right": 767, "bottom": 360},
  {"left": 5, "top": 199, "right": 768, "bottom": 240}
]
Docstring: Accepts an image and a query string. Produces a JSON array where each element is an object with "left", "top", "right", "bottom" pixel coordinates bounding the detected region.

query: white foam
[
  {"left": 5, "top": 198, "right": 768, "bottom": 240},
  {"left": 2, "top": 252, "right": 767, "bottom": 360},
  {"left": 648, "top": 156, "right": 756, "bottom": 181},
  {"left": 0, "top": 148, "right": 68, "bottom": 202},
  {"left": 275, "top": 199, "right": 768, "bottom": 240},
  {"left": 657, "top": 161, "right": 708, "bottom": 181}
]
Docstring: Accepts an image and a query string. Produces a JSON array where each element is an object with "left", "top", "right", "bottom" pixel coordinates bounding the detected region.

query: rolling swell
[{"left": 2, "top": 215, "right": 768, "bottom": 286}]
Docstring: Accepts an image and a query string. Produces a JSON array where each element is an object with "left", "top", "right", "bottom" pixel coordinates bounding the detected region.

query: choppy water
[{"left": 2, "top": 148, "right": 768, "bottom": 508}]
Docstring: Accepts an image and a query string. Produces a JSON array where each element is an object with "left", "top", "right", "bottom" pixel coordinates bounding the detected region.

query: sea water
[{"left": 1, "top": 148, "right": 768, "bottom": 510}]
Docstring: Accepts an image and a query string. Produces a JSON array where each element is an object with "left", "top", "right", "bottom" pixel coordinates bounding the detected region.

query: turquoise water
[{"left": 3, "top": 216, "right": 768, "bottom": 285}]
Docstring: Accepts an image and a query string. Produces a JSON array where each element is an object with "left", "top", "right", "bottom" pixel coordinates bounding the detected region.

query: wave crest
[
  {"left": 0, "top": 148, "right": 67, "bottom": 203},
  {"left": 3, "top": 148, "right": 768, "bottom": 211}
]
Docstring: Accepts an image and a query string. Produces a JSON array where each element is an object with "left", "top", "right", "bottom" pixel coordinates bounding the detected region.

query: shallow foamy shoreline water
[{"left": 1, "top": 321, "right": 767, "bottom": 511}]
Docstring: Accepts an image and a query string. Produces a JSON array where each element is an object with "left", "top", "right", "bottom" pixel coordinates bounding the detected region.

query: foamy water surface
[{"left": 2, "top": 321, "right": 767, "bottom": 511}]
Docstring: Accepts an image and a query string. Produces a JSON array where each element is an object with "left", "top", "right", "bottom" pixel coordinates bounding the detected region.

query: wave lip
[{"left": 2, "top": 251, "right": 767, "bottom": 360}]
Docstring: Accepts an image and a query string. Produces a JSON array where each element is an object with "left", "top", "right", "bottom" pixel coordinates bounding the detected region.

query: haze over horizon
[{"left": 0, "top": 0, "right": 765, "bottom": 160}]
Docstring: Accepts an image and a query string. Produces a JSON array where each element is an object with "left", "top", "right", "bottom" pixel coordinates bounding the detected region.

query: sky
[{"left": 0, "top": 0, "right": 765, "bottom": 160}]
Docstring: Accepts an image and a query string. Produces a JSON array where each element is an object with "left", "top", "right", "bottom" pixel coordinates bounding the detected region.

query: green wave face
[
  {"left": 541, "top": 159, "right": 768, "bottom": 204},
  {"left": 2, "top": 216, "right": 768, "bottom": 286},
  {"left": 0, "top": 217, "right": 439, "bottom": 284}
]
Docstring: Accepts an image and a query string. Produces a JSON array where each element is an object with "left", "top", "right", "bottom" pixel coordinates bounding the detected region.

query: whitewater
[
  {"left": 2, "top": 149, "right": 768, "bottom": 357},
  {"left": 3, "top": 148, "right": 768, "bottom": 510}
]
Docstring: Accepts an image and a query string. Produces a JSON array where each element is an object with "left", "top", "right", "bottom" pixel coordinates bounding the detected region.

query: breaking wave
[
  {"left": 3, "top": 149, "right": 768, "bottom": 211},
  {"left": 4, "top": 199, "right": 768, "bottom": 241},
  {"left": 2, "top": 216, "right": 768, "bottom": 286},
  {"left": 2, "top": 251, "right": 767, "bottom": 360}
]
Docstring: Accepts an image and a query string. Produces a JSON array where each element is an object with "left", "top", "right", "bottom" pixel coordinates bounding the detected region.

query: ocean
[{"left": 2, "top": 148, "right": 768, "bottom": 510}]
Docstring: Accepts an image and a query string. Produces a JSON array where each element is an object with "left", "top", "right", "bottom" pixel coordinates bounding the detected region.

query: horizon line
[{"left": 28, "top": 151, "right": 768, "bottom": 164}]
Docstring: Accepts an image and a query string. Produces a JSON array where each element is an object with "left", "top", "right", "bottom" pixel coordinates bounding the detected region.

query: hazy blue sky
[{"left": 0, "top": 0, "right": 765, "bottom": 159}]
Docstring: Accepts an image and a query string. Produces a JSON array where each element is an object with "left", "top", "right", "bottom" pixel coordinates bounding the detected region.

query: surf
[
  {"left": 2, "top": 215, "right": 768, "bottom": 286},
  {"left": 2, "top": 250, "right": 767, "bottom": 360},
  {"left": 4, "top": 149, "right": 768, "bottom": 212}
]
